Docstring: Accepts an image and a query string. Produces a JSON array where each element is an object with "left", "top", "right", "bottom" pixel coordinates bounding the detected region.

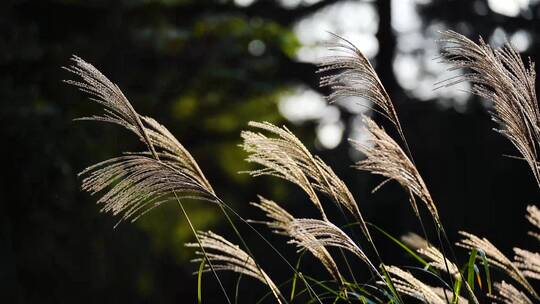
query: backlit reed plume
[
  {"left": 430, "top": 287, "right": 468, "bottom": 304},
  {"left": 64, "top": 56, "right": 158, "bottom": 157},
  {"left": 285, "top": 218, "right": 377, "bottom": 275},
  {"left": 456, "top": 231, "right": 538, "bottom": 298},
  {"left": 318, "top": 34, "right": 405, "bottom": 140},
  {"left": 526, "top": 205, "right": 540, "bottom": 241},
  {"left": 251, "top": 196, "right": 343, "bottom": 283},
  {"left": 80, "top": 155, "right": 216, "bottom": 224},
  {"left": 514, "top": 248, "right": 540, "bottom": 280},
  {"left": 65, "top": 56, "right": 216, "bottom": 222},
  {"left": 401, "top": 232, "right": 430, "bottom": 250},
  {"left": 493, "top": 281, "right": 533, "bottom": 304},
  {"left": 383, "top": 266, "right": 445, "bottom": 304},
  {"left": 418, "top": 245, "right": 479, "bottom": 303},
  {"left": 352, "top": 116, "right": 441, "bottom": 227},
  {"left": 186, "top": 231, "right": 283, "bottom": 304},
  {"left": 418, "top": 246, "right": 459, "bottom": 277},
  {"left": 438, "top": 30, "right": 540, "bottom": 187},
  {"left": 241, "top": 121, "right": 372, "bottom": 241}
]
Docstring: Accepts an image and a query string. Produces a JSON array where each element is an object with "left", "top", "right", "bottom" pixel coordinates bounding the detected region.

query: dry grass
[
  {"left": 383, "top": 266, "right": 446, "bottom": 304},
  {"left": 439, "top": 30, "right": 540, "bottom": 187},
  {"left": 456, "top": 231, "right": 537, "bottom": 298},
  {"left": 493, "top": 281, "right": 533, "bottom": 304},
  {"left": 69, "top": 30, "right": 540, "bottom": 304},
  {"left": 186, "top": 231, "right": 283, "bottom": 303},
  {"left": 241, "top": 121, "right": 373, "bottom": 243},
  {"left": 251, "top": 196, "right": 343, "bottom": 283},
  {"left": 351, "top": 116, "right": 441, "bottom": 227}
]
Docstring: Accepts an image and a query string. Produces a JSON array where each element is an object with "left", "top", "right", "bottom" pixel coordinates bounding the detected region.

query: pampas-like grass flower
[
  {"left": 318, "top": 34, "right": 405, "bottom": 140},
  {"left": 401, "top": 232, "right": 430, "bottom": 250},
  {"left": 241, "top": 121, "right": 372, "bottom": 242},
  {"left": 418, "top": 246, "right": 459, "bottom": 277},
  {"left": 526, "top": 205, "right": 540, "bottom": 241},
  {"left": 418, "top": 245, "right": 479, "bottom": 303},
  {"left": 352, "top": 116, "right": 441, "bottom": 227},
  {"left": 430, "top": 286, "right": 469, "bottom": 304},
  {"left": 251, "top": 196, "right": 343, "bottom": 283},
  {"left": 79, "top": 155, "right": 216, "bottom": 224},
  {"left": 456, "top": 231, "right": 537, "bottom": 298},
  {"left": 493, "top": 281, "right": 533, "bottom": 304},
  {"left": 186, "top": 231, "right": 283, "bottom": 304},
  {"left": 64, "top": 56, "right": 159, "bottom": 159},
  {"left": 382, "top": 266, "right": 446, "bottom": 304},
  {"left": 514, "top": 248, "right": 540, "bottom": 281},
  {"left": 286, "top": 218, "right": 378, "bottom": 275},
  {"left": 439, "top": 30, "right": 540, "bottom": 187},
  {"left": 65, "top": 56, "right": 216, "bottom": 223}
]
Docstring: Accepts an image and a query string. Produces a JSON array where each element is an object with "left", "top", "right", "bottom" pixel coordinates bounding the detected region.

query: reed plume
[
  {"left": 439, "top": 30, "right": 540, "bottom": 187},
  {"left": 286, "top": 218, "right": 377, "bottom": 275},
  {"left": 383, "top": 266, "right": 446, "bottom": 304},
  {"left": 456, "top": 231, "right": 537, "bottom": 298},
  {"left": 65, "top": 56, "right": 217, "bottom": 222},
  {"left": 251, "top": 196, "right": 343, "bottom": 283},
  {"left": 526, "top": 205, "right": 540, "bottom": 241},
  {"left": 241, "top": 121, "right": 372, "bottom": 241},
  {"left": 493, "top": 281, "right": 533, "bottom": 304},
  {"left": 418, "top": 245, "right": 479, "bottom": 303},
  {"left": 79, "top": 155, "right": 216, "bottom": 224},
  {"left": 401, "top": 232, "right": 430, "bottom": 250},
  {"left": 352, "top": 116, "right": 441, "bottom": 227},
  {"left": 64, "top": 56, "right": 158, "bottom": 159},
  {"left": 318, "top": 34, "right": 406, "bottom": 141},
  {"left": 430, "top": 287, "right": 468, "bottom": 304},
  {"left": 417, "top": 244, "right": 480, "bottom": 303},
  {"left": 418, "top": 246, "right": 459, "bottom": 277},
  {"left": 514, "top": 248, "right": 540, "bottom": 280},
  {"left": 186, "top": 231, "right": 283, "bottom": 304}
]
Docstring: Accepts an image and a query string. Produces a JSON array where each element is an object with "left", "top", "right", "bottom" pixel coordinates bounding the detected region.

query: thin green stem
[{"left": 174, "top": 194, "right": 232, "bottom": 304}]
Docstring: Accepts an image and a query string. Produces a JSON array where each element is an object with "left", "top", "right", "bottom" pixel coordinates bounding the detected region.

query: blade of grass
[
  {"left": 290, "top": 251, "right": 307, "bottom": 301},
  {"left": 198, "top": 258, "right": 206, "bottom": 304},
  {"left": 451, "top": 277, "right": 461, "bottom": 304},
  {"left": 369, "top": 224, "right": 429, "bottom": 268},
  {"left": 467, "top": 248, "right": 478, "bottom": 295},
  {"left": 479, "top": 250, "right": 492, "bottom": 295},
  {"left": 235, "top": 274, "right": 243, "bottom": 304}
]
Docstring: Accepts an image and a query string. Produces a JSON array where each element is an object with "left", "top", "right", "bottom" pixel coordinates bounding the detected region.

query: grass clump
[{"left": 66, "top": 30, "right": 540, "bottom": 303}]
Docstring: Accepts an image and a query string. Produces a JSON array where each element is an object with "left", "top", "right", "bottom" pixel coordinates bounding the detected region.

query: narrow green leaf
[
  {"left": 197, "top": 259, "right": 206, "bottom": 304},
  {"left": 467, "top": 249, "right": 478, "bottom": 293},
  {"left": 479, "top": 249, "right": 492, "bottom": 295},
  {"left": 452, "top": 277, "right": 462, "bottom": 304},
  {"left": 290, "top": 251, "right": 306, "bottom": 301},
  {"left": 369, "top": 224, "right": 429, "bottom": 268},
  {"left": 380, "top": 265, "right": 400, "bottom": 303},
  {"left": 234, "top": 274, "right": 243, "bottom": 304},
  {"left": 304, "top": 275, "right": 346, "bottom": 300}
]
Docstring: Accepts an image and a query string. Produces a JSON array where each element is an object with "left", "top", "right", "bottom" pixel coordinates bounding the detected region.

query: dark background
[{"left": 2, "top": 0, "right": 540, "bottom": 303}]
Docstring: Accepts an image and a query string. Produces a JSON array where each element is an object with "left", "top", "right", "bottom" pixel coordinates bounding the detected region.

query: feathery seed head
[
  {"left": 352, "top": 116, "right": 441, "bottom": 227},
  {"left": 251, "top": 196, "right": 343, "bottom": 283},
  {"left": 439, "top": 30, "right": 540, "bottom": 187},
  {"left": 382, "top": 266, "right": 446, "bottom": 304},
  {"left": 66, "top": 56, "right": 215, "bottom": 223},
  {"left": 514, "top": 248, "right": 540, "bottom": 281},
  {"left": 456, "top": 231, "right": 537, "bottom": 298},
  {"left": 186, "top": 231, "right": 283, "bottom": 304},
  {"left": 241, "top": 121, "right": 373, "bottom": 242},
  {"left": 318, "top": 34, "right": 403, "bottom": 137},
  {"left": 493, "top": 281, "right": 533, "bottom": 304}
]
